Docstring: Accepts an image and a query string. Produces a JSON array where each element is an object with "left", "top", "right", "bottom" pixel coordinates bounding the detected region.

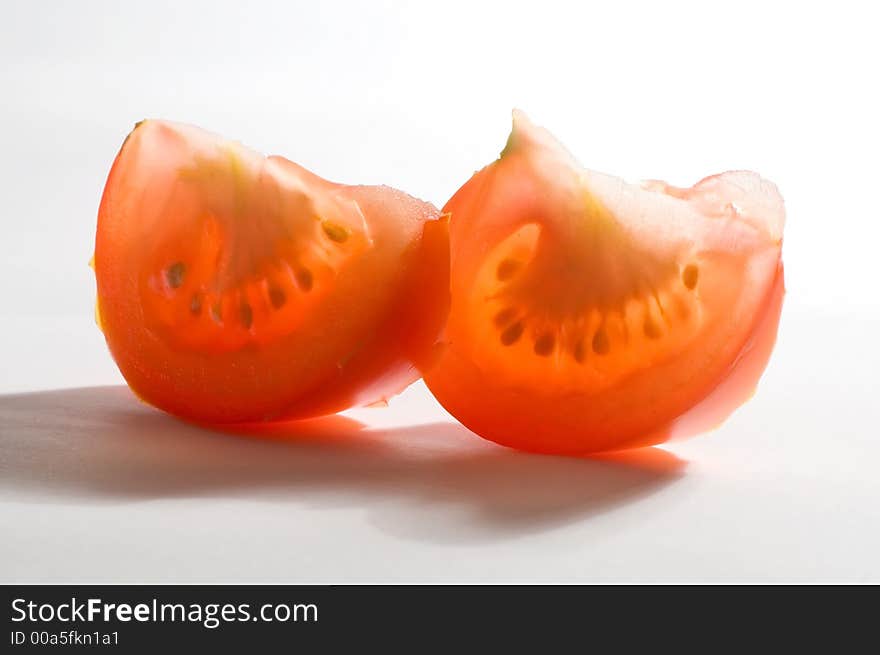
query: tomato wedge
[
  {"left": 94, "top": 120, "right": 448, "bottom": 423},
  {"left": 424, "top": 111, "right": 785, "bottom": 454}
]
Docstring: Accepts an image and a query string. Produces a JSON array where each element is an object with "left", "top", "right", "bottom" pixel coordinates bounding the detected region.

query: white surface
[{"left": 2, "top": 1, "right": 879, "bottom": 583}]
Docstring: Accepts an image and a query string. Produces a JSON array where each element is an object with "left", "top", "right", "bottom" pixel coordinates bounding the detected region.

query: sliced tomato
[
  {"left": 424, "top": 111, "right": 785, "bottom": 454},
  {"left": 94, "top": 120, "right": 448, "bottom": 423}
]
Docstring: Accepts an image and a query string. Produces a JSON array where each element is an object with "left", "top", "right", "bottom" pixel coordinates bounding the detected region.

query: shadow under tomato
[{"left": 0, "top": 386, "right": 687, "bottom": 543}]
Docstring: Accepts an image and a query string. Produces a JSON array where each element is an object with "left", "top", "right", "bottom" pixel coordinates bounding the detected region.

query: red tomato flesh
[
  {"left": 424, "top": 111, "right": 785, "bottom": 454},
  {"left": 94, "top": 120, "right": 448, "bottom": 423}
]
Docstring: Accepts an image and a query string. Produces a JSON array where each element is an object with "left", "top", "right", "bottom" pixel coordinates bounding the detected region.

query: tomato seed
[
  {"left": 166, "top": 262, "right": 186, "bottom": 288},
  {"left": 500, "top": 321, "right": 524, "bottom": 346},
  {"left": 592, "top": 328, "right": 610, "bottom": 355},
  {"left": 189, "top": 293, "right": 203, "bottom": 315},
  {"left": 534, "top": 333, "right": 555, "bottom": 356},
  {"left": 295, "top": 268, "right": 313, "bottom": 292},
  {"left": 268, "top": 286, "right": 286, "bottom": 309},
  {"left": 682, "top": 264, "right": 699, "bottom": 290},
  {"left": 240, "top": 303, "right": 253, "bottom": 329},
  {"left": 643, "top": 317, "right": 662, "bottom": 339},
  {"left": 573, "top": 339, "right": 586, "bottom": 363},
  {"left": 322, "top": 221, "right": 350, "bottom": 243}
]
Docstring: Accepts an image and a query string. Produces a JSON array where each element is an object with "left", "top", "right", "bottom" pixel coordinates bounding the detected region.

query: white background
[{"left": 1, "top": 0, "right": 878, "bottom": 582}]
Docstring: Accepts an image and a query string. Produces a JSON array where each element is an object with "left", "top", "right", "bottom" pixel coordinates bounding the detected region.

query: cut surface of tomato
[
  {"left": 94, "top": 120, "right": 448, "bottom": 423},
  {"left": 424, "top": 111, "right": 785, "bottom": 454}
]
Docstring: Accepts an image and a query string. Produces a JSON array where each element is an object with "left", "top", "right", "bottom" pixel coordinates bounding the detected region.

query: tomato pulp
[
  {"left": 424, "top": 111, "right": 785, "bottom": 454},
  {"left": 94, "top": 120, "right": 448, "bottom": 423}
]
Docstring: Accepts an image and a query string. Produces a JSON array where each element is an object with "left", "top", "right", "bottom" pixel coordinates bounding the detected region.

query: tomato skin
[
  {"left": 423, "top": 112, "right": 785, "bottom": 455},
  {"left": 94, "top": 121, "right": 448, "bottom": 423}
]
